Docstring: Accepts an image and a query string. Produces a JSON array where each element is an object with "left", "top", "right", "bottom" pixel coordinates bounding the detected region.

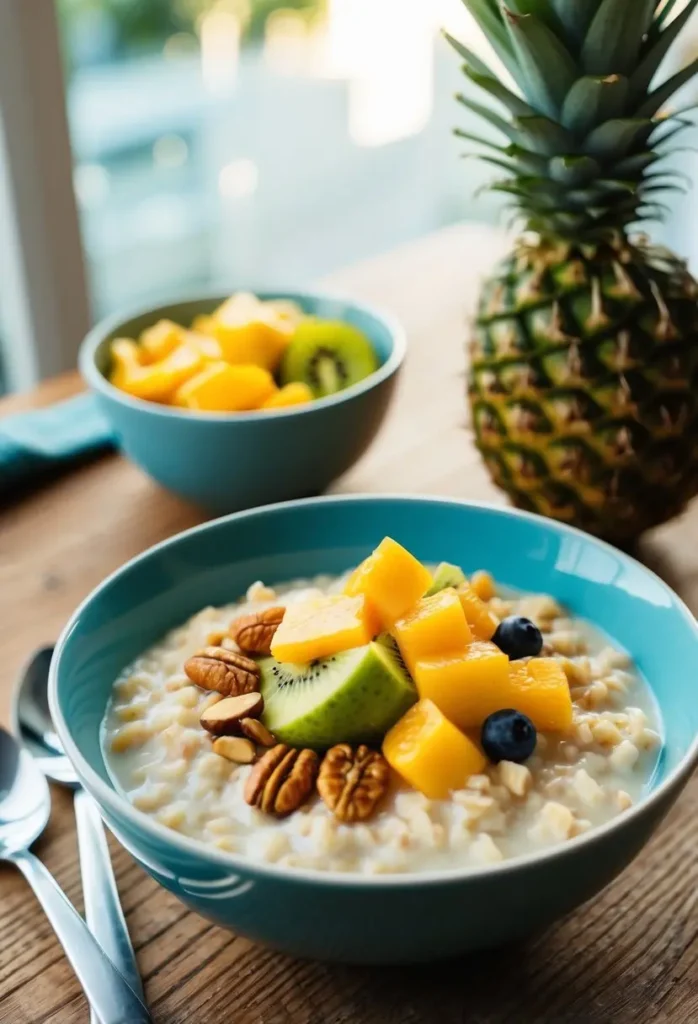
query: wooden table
[{"left": 1, "top": 223, "right": 696, "bottom": 1023}]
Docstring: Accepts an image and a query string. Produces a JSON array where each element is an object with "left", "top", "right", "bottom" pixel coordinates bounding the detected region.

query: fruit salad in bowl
[
  {"left": 80, "top": 290, "right": 403, "bottom": 511},
  {"left": 103, "top": 536, "right": 662, "bottom": 876},
  {"left": 107, "top": 291, "right": 380, "bottom": 414}
]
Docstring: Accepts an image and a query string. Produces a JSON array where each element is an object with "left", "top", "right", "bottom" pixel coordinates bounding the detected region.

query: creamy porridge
[{"left": 103, "top": 549, "right": 662, "bottom": 877}]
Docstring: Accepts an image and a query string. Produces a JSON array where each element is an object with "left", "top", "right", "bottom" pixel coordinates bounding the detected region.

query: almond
[
  {"left": 212, "top": 736, "right": 257, "bottom": 764},
  {"left": 200, "top": 692, "right": 264, "bottom": 735},
  {"left": 239, "top": 717, "right": 276, "bottom": 747}
]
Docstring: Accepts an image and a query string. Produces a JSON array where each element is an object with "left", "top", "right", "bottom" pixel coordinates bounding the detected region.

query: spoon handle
[
  {"left": 12, "top": 850, "right": 152, "bottom": 1024},
  {"left": 74, "top": 789, "right": 145, "bottom": 1024}
]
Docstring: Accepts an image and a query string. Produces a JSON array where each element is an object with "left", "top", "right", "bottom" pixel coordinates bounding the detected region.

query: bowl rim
[
  {"left": 79, "top": 287, "right": 407, "bottom": 422},
  {"left": 49, "top": 494, "right": 698, "bottom": 889}
]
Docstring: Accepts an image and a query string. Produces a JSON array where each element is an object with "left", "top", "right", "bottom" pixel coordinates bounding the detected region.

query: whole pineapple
[{"left": 450, "top": 0, "right": 698, "bottom": 544}]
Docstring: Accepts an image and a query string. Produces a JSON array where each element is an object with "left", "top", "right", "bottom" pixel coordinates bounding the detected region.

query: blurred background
[{"left": 1, "top": 0, "right": 697, "bottom": 393}]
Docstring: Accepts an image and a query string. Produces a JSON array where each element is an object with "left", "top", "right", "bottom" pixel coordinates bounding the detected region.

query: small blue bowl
[
  {"left": 79, "top": 291, "right": 405, "bottom": 513},
  {"left": 50, "top": 497, "right": 698, "bottom": 964}
]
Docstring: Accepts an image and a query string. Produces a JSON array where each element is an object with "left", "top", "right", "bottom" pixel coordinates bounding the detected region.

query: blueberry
[
  {"left": 481, "top": 709, "right": 537, "bottom": 764},
  {"left": 492, "top": 615, "right": 543, "bottom": 660}
]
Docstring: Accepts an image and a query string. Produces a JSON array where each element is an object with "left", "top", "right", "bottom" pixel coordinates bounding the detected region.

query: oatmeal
[{"left": 103, "top": 543, "right": 662, "bottom": 876}]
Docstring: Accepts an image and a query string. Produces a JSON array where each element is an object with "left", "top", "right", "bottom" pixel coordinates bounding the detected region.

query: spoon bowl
[
  {"left": 11, "top": 646, "right": 78, "bottom": 787},
  {"left": 0, "top": 730, "right": 50, "bottom": 855},
  {"left": 0, "top": 726, "right": 151, "bottom": 1023}
]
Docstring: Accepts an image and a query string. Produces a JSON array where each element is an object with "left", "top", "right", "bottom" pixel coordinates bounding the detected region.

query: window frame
[{"left": 0, "top": 0, "right": 91, "bottom": 391}]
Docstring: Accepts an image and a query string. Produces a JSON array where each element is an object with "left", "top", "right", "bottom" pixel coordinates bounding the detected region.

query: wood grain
[{"left": 1, "top": 223, "right": 696, "bottom": 1023}]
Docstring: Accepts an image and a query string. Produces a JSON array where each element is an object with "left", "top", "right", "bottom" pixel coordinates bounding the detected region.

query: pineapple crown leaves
[{"left": 449, "top": 0, "right": 698, "bottom": 240}]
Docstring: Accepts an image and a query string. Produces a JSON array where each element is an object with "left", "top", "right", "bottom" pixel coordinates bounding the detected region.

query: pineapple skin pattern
[{"left": 450, "top": 1, "right": 698, "bottom": 544}]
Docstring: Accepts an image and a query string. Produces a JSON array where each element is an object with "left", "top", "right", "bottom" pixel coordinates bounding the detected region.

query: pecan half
[
  {"left": 244, "top": 744, "right": 319, "bottom": 816},
  {"left": 229, "top": 606, "right": 285, "bottom": 655},
  {"left": 184, "top": 646, "right": 259, "bottom": 697},
  {"left": 317, "top": 744, "right": 390, "bottom": 823}
]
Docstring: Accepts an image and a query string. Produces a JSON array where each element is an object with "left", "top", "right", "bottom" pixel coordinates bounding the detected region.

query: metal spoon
[
  {"left": 0, "top": 727, "right": 151, "bottom": 1023},
  {"left": 12, "top": 647, "right": 146, "bottom": 1023}
]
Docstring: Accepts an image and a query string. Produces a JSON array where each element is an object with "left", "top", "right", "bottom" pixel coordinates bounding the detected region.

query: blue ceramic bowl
[
  {"left": 50, "top": 497, "right": 698, "bottom": 964},
  {"left": 79, "top": 291, "right": 404, "bottom": 513}
]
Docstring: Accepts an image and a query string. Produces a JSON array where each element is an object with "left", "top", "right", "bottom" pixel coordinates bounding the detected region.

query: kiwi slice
[
  {"left": 259, "top": 637, "right": 415, "bottom": 750},
  {"left": 425, "top": 562, "right": 467, "bottom": 596},
  {"left": 280, "top": 319, "right": 379, "bottom": 398}
]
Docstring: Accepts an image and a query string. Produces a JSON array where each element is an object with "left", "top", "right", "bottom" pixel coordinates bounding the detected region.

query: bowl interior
[
  {"left": 90, "top": 291, "right": 397, "bottom": 383},
  {"left": 53, "top": 498, "right": 698, "bottom": 801}
]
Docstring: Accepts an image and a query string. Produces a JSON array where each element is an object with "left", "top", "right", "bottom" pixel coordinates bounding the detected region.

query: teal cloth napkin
[{"left": 0, "top": 392, "right": 115, "bottom": 494}]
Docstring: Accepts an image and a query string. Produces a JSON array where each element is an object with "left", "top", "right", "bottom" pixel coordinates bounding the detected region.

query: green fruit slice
[
  {"left": 259, "top": 637, "right": 416, "bottom": 750},
  {"left": 425, "top": 562, "right": 467, "bottom": 596},
  {"left": 280, "top": 319, "right": 379, "bottom": 398}
]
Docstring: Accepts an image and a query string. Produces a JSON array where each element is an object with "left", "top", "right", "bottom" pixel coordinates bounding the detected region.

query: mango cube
[
  {"left": 271, "top": 593, "right": 378, "bottom": 663},
  {"left": 508, "top": 658, "right": 573, "bottom": 732},
  {"left": 140, "top": 319, "right": 186, "bottom": 362},
  {"left": 212, "top": 293, "right": 293, "bottom": 372},
  {"left": 392, "top": 588, "right": 472, "bottom": 674},
  {"left": 187, "top": 331, "right": 223, "bottom": 361},
  {"left": 413, "top": 640, "right": 510, "bottom": 729},
  {"left": 173, "top": 362, "right": 276, "bottom": 412},
  {"left": 470, "top": 570, "right": 496, "bottom": 602},
  {"left": 456, "top": 582, "right": 499, "bottom": 640},
  {"left": 261, "top": 382, "right": 314, "bottom": 410},
  {"left": 192, "top": 314, "right": 217, "bottom": 336},
  {"left": 110, "top": 340, "right": 202, "bottom": 402},
  {"left": 109, "top": 338, "right": 143, "bottom": 391},
  {"left": 383, "top": 699, "right": 486, "bottom": 799},
  {"left": 344, "top": 537, "right": 433, "bottom": 629}
]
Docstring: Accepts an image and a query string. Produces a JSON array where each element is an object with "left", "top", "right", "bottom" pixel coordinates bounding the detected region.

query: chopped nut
[
  {"left": 244, "top": 744, "right": 319, "bottom": 816},
  {"left": 200, "top": 692, "right": 264, "bottom": 735},
  {"left": 239, "top": 717, "right": 276, "bottom": 747},
  {"left": 609, "top": 739, "right": 640, "bottom": 771},
  {"left": 212, "top": 736, "right": 257, "bottom": 764},
  {"left": 536, "top": 801, "right": 575, "bottom": 842},
  {"left": 471, "top": 833, "right": 504, "bottom": 864},
  {"left": 317, "top": 744, "right": 390, "bottom": 823},
  {"left": 616, "top": 789, "right": 633, "bottom": 811},
  {"left": 498, "top": 760, "right": 532, "bottom": 797},
  {"left": 572, "top": 768, "right": 604, "bottom": 807},
  {"left": 229, "top": 606, "right": 285, "bottom": 655},
  {"left": 466, "top": 774, "right": 491, "bottom": 793},
  {"left": 592, "top": 718, "right": 623, "bottom": 746},
  {"left": 110, "top": 722, "right": 152, "bottom": 753},
  {"left": 246, "top": 581, "right": 277, "bottom": 603},
  {"left": 184, "top": 646, "right": 259, "bottom": 697}
]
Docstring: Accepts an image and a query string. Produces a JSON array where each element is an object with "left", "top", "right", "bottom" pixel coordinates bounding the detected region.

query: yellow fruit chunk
[
  {"left": 383, "top": 699, "right": 486, "bottom": 799},
  {"left": 457, "top": 582, "right": 499, "bottom": 640},
  {"left": 140, "top": 319, "right": 186, "bottom": 362},
  {"left": 470, "top": 570, "right": 496, "bottom": 602},
  {"left": 212, "top": 293, "right": 294, "bottom": 372},
  {"left": 413, "top": 640, "right": 510, "bottom": 729},
  {"left": 109, "top": 338, "right": 143, "bottom": 391},
  {"left": 110, "top": 340, "right": 202, "bottom": 402},
  {"left": 345, "top": 537, "right": 433, "bottom": 629},
  {"left": 173, "top": 362, "right": 277, "bottom": 412},
  {"left": 392, "top": 588, "right": 472, "bottom": 674},
  {"left": 270, "top": 594, "right": 377, "bottom": 663},
  {"left": 191, "top": 314, "right": 217, "bottom": 336},
  {"left": 508, "top": 658, "right": 573, "bottom": 732},
  {"left": 261, "top": 382, "right": 314, "bottom": 410},
  {"left": 187, "top": 331, "right": 223, "bottom": 361}
]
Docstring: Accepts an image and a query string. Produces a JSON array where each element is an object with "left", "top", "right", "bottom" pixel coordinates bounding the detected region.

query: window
[
  {"left": 1, "top": 0, "right": 697, "bottom": 392},
  {"left": 57, "top": 0, "right": 504, "bottom": 320}
]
